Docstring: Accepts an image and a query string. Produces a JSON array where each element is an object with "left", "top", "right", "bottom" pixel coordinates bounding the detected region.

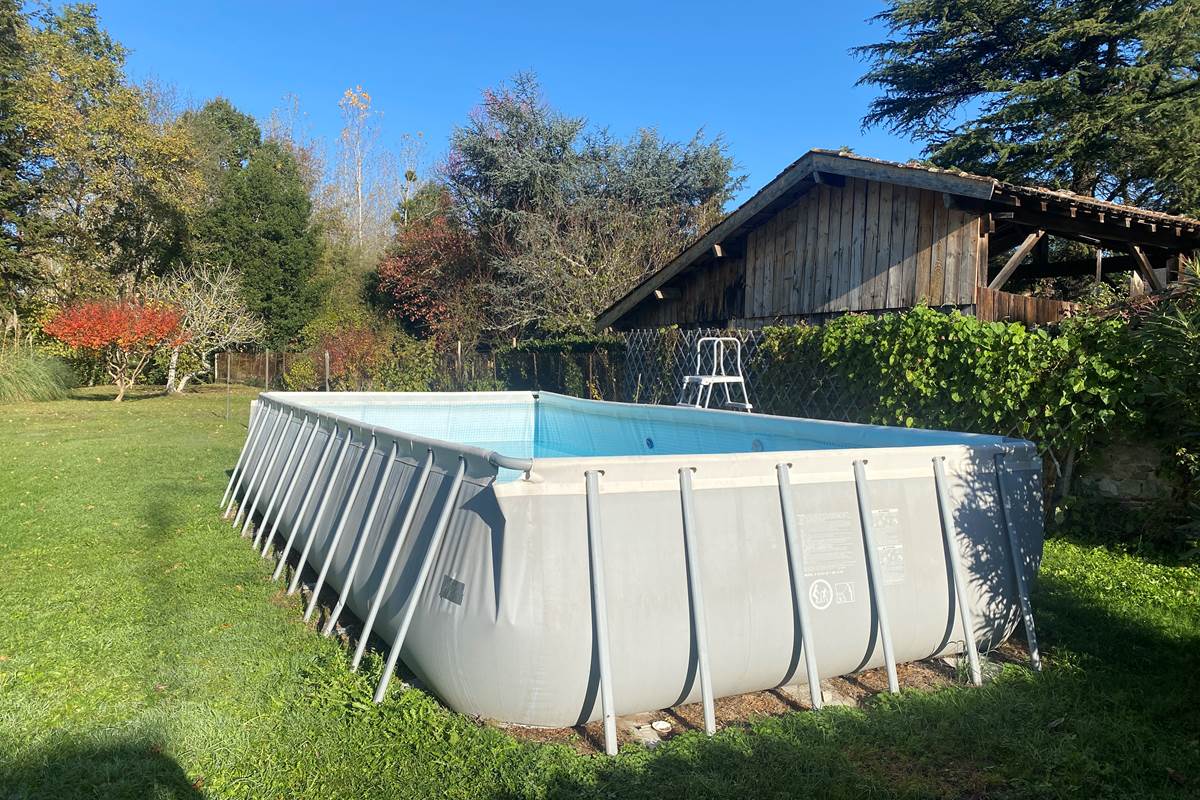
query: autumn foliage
[
  {"left": 376, "top": 202, "right": 483, "bottom": 341},
  {"left": 44, "top": 300, "right": 184, "bottom": 400}
]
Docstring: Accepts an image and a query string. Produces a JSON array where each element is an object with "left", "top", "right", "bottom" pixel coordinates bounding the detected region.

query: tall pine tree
[
  {"left": 197, "top": 140, "right": 321, "bottom": 347},
  {"left": 857, "top": 0, "right": 1200, "bottom": 215}
]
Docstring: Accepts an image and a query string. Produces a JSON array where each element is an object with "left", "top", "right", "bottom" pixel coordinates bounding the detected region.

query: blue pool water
[{"left": 301, "top": 392, "right": 984, "bottom": 473}]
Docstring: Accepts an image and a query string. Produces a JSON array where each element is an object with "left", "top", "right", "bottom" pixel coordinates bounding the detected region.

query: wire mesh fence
[
  {"left": 214, "top": 327, "right": 875, "bottom": 423},
  {"left": 617, "top": 328, "right": 874, "bottom": 422}
]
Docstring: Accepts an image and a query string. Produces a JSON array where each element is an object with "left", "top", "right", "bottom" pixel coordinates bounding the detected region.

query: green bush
[
  {"left": 0, "top": 350, "right": 79, "bottom": 402},
  {"left": 754, "top": 305, "right": 1139, "bottom": 493}
]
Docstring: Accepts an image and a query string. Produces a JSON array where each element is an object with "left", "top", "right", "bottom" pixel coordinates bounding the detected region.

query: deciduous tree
[
  {"left": 44, "top": 299, "right": 183, "bottom": 400},
  {"left": 150, "top": 262, "right": 265, "bottom": 393}
]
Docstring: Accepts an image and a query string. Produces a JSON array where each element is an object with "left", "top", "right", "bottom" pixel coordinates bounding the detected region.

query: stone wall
[{"left": 1077, "top": 436, "right": 1173, "bottom": 502}]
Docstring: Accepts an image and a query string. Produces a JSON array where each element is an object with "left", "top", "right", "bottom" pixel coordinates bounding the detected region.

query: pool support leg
[
  {"left": 254, "top": 415, "right": 310, "bottom": 551},
  {"left": 677, "top": 467, "right": 717, "bottom": 734},
  {"left": 584, "top": 469, "right": 618, "bottom": 756},
  {"left": 261, "top": 418, "right": 322, "bottom": 558},
  {"left": 324, "top": 441, "right": 400, "bottom": 636},
  {"left": 775, "top": 463, "right": 823, "bottom": 710},
  {"left": 224, "top": 404, "right": 273, "bottom": 519},
  {"left": 271, "top": 425, "right": 340, "bottom": 582},
  {"left": 352, "top": 449, "right": 434, "bottom": 671},
  {"left": 932, "top": 457, "right": 983, "bottom": 686},
  {"left": 304, "top": 435, "right": 377, "bottom": 622},
  {"left": 233, "top": 406, "right": 284, "bottom": 528},
  {"left": 994, "top": 452, "right": 1042, "bottom": 671},
  {"left": 241, "top": 409, "right": 294, "bottom": 539},
  {"left": 374, "top": 456, "right": 467, "bottom": 704},
  {"left": 220, "top": 401, "right": 262, "bottom": 511},
  {"left": 288, "top": 429, "right": 357, "bottom": 595},
  {"left": 852, "top": 460, "right": 900, "bottom": 694}
]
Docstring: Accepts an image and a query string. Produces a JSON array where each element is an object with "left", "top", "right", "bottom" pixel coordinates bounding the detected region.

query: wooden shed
[{"left": 596, "top": 150, "right": 1200, "bottom": 330}]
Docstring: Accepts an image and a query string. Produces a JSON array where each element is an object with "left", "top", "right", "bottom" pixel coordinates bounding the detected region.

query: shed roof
[{"left": 595, "top": 149, "right": 1200, "bottom": 329}]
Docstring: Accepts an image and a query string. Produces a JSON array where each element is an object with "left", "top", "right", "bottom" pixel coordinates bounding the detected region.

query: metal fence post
[{"left": 324, "top": 350, "right": 330, "bottom": 391}]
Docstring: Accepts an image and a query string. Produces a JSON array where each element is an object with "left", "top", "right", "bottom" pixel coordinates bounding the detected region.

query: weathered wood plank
[
  {"left": 943, "top": 208, "right": 962, "bottom": 306},
  {"left": 804, "top": 188, "right": 821, "bottom": 313},
  {"left": 791, "top": 196, "right": 809, "bottom": 314},
  {"left": 777, "top": 204, "right": 794, "bottom": 316},
  {"left": 815, "top": 184, "right": 832, "bottom": 312},
  {"left": 898, "top": 187, "right": 920, "bottom": 306},
  {"left": 848, "top": 177, "right": 867, "bottom": 311},
  {"left": 829, "top": 181, "right": 849, "bottom": 310},
  {"left": 885, "top": 183, "right": 908, "bottom": 308},
  {"left": 871, "top": 182, "right": 894, "bottom": 308},
  {"left": 861, "top": 180, "right": 881, "bottom": 312},
  {"left": 989, "top": 229, "right": 1044, "bottom": 291},
  {"left": 958, "top": 214, "right": 980, "bottom": 304},
  {"left": 930, "top": 198, "right": 947, "bottom": 305},
  {"left": 914, "top": 189, "right": 935, "bottom": 303}
]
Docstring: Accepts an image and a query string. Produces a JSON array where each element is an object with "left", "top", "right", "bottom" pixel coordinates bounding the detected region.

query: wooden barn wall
[
  {"left": 743, "top": 177, "right": 982, "bottom": 319},
  {"left": 616, "top": 254, "right": 745, "bottom": 328},
  {"left": 615, "top": 176, "right": 983, "bottom": 329}
]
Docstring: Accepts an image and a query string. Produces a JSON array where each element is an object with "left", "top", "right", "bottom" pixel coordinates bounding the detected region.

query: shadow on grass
[
  {"left": 69, "top": 386, "right": 164, "bottom": 402},
  {"left": 512, "top": 568, "right": 1200, "bottom": 800},
  {"left": 0, "top": 739, "right": 203, "bottom": 800}
]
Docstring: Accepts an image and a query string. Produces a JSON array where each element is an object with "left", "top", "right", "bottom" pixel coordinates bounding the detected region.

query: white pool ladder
[{"left": 677, "top": 336, "right": 753, "bottom": 412}]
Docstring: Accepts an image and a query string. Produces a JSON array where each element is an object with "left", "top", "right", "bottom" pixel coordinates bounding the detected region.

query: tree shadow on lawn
[
  {"left": 0, "top": 738, "right": 203, "bottom": 800},
  {"left": 70, "top": 385, "right": 164, "bottom": 402},
  {"left": 518, "top": 570, "right": 1200, "bottom": 800}
]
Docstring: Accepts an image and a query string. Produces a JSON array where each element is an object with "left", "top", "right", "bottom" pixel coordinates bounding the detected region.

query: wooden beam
[
  {"left": 990, "top": 253, "right": 1167, "bottom": 281},
  {"left": 1128, "top": 244, "right": 1167, "bottom": 291},
  {"left": 998, "top": 203, "right": 1200, "bottom": 250},
  {"left": 813, "top": 171, "right": 846, "bottom": 187},
  {"left": 989, "top": 230, "right": 1044, "bottom": 290},
  {"left": 653, "top": 287, "right": 681, "bottom": 300},
  {"left": 810, "top": 151, "right": 995, "bottom": 200},
  {"left": 712, "top": 243, "right": 724, "bottom": 259}
]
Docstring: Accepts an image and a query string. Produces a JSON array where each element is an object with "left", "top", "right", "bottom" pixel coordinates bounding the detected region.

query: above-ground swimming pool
[{"left": 222, "top": 391, "right": 1044, "bottom": 754}]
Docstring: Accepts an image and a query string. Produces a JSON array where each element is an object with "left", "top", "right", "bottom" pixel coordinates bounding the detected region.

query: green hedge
[{"left": 754, "top": 305, "right": 1138, "bottom": 487}]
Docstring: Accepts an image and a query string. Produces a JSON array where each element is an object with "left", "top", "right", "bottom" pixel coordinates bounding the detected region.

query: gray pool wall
[{"left": 237, "top": 391, "right": 1043, "bottom": 728}]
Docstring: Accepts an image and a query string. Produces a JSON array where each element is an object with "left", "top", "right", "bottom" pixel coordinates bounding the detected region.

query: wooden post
[
  {"left": 989, "top": 230, "right": 1044, "bottom": 291},
  {"left": 324, "top": 350, "right": 330, "bottom": 391},
  {"left": 264, "top": 349, "right": 270, "bottom": 389}
]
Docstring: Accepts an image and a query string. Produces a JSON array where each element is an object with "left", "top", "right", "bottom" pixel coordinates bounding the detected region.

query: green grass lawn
[{"left": 1, "top": 387, "right": 1197, "bottom": 799}]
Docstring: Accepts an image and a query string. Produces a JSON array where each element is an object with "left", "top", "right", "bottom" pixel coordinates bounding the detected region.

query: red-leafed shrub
[
  {"left": 376, "top": 211, "right": 481, "bottom": 341},
  {"left": 317, "top": 326, "right": 386, "bottom": 390},
  {"left": 43, "top": 299, "right": 185, "bottom": 400}
]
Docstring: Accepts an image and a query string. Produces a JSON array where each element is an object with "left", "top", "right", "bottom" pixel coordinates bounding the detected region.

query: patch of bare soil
[{"left": 498, "top": 641, "right": 1037, "bottom": 755}]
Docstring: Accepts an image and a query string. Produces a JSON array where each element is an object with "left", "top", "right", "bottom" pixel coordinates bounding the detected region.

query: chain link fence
[
  {"left": 617, "top": 328, "right": 873, "bottom": 422},
  {"left": 215, "top": 327, "right": 874, "bottom": 423}
]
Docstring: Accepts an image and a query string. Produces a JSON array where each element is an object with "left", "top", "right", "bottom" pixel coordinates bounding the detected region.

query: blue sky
[{"left": 95, "top": 0, "right": 916, "bottom": 203}]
